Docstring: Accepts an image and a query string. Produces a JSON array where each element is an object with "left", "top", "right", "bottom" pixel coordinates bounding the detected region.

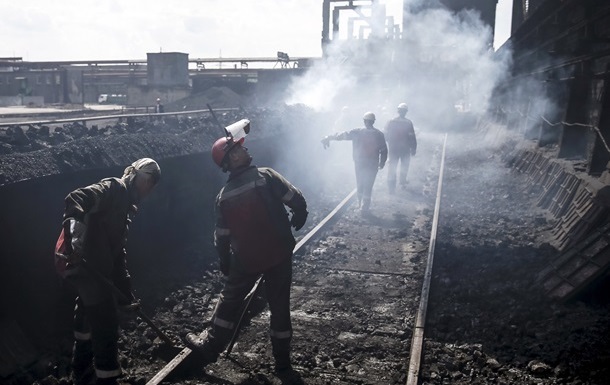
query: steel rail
[
  {"left": 145, "top": 189, "right": 356, "bottom": 385},
  {"left": 406, "top": 133, "right": 448, "bottom": 385},
  {"left": 0, "top": 107, "right": 238, "bottom": 128}
]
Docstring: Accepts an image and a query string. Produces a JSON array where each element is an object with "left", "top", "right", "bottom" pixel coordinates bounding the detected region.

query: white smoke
[
  {"left": 274, "top": 0, "right": 519, "bottom": 213},
  {"left": 286, "top": 0, "right": 513, "bottom": 132}
]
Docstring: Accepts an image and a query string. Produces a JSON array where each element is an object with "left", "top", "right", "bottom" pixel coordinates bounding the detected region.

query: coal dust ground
[
  {"left": 13, "top": 125, "right": 610, "bottom": 385},
  {"left": 421, "top": 132, "right": 610, "bottom": 385}
]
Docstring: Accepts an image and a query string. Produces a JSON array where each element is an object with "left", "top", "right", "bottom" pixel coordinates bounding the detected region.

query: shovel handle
[
  {"left": 225, "top": 275, "right": 264, "bottom": 357},
  {"left": 58, "top": 253, "right": 176, "bottom": 347}
]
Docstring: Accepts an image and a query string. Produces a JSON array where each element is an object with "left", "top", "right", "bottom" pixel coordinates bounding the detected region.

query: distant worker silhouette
[
  {"left": 322, "top": 111, "right": 387, "bottom": 215},
  {"left": 384, "top": 103, "right": 417, "bottom": 193},
  {"left": 155, "top": 97, "right": 164, "bottom": 114}
]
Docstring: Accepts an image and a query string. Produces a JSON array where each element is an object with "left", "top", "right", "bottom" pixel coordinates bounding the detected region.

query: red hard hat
[{"left": 212, "top": 137, "right": 244, "bottom": 169}]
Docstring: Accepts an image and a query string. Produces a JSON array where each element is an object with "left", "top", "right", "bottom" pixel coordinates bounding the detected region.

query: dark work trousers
[
  {"left": 67, "top": 270, "right": 122, "bottom": 381},
  {"left": 387, "top": 150, "right": 411, "bottom": 192},
  {"left": 204, "top": 256, "right": 293, "bottom": 365},
  {"left": 354, "top": 160, "right": 379, "bottom": 211}
]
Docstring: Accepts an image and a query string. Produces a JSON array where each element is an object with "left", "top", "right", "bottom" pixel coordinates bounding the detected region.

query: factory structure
[{"left": 0, "top": 1, "right": 500, "bottom": 108}]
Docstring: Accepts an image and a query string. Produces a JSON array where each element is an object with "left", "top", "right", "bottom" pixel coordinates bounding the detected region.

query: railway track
[{"left": 131, "top": 132, "right": 448, "bottom": 385}]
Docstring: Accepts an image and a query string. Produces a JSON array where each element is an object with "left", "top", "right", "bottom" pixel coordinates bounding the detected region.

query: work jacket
[
  {"left": 333, "top": 127, "right": 388, "bottom": 167},
  {"left": 214, "top": 165, "right": 307, "bottom": 274},
  {"left": 384, "top": 117, "right": 417, "bottom": 154},
  {"left": 63, "top": 177, "right": 135, "bottom": 293}
]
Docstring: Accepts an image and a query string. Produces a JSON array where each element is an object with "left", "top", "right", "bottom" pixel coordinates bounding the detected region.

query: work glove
[
  {"left": 65, "top": 219, "right": 86, "bottom": 263},
  {"left": 119, "top": 299, "right": 141, "bottom": 313},
  {"left": 321, "top": 137, "right": 330, "bottom": 149},
  {"left": 115, "top": 276, "right": 140, "bottom": 316},
  {"left": 219, "top": 254, "right": 231, "bottom": 276},
  {"left": 114, "top": 274, "right": 136, "bottom": 304},
  {"left": 290, "top": 209, "right": 308, "bottom": 231}
]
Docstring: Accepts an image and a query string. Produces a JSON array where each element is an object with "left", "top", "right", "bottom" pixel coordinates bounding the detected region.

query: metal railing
[{"left": 0, "top": 107, "right": 238, "bottom": 128}]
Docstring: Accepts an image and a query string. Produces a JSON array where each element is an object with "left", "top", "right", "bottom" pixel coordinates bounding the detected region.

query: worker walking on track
[
  {"left": 184, "top": 119, "right": 308, "bottom": 375},
  {"left": 384, "top": 103, "right": 417, "bottom": 193},
  {"left": 321, "top": 111, "right": 388, "bottom": 215},
  {"left": 54, "top": 158, "right": 161, "bottom": 385}
]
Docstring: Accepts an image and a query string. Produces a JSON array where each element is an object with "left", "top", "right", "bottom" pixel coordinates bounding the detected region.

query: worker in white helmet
[
  {"left": 384, "top": 103, "right": 417, "bottom": 193},
  {"left": 321, "top": 111, "right": 388, "bottom": 215},
  {"left": 155, "top": 98, "right": 164, "bottom": 114}
]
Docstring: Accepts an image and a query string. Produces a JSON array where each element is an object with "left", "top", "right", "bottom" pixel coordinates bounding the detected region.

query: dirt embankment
[{"left": 0, "top": 106, "right": 308, "bottom": 186}]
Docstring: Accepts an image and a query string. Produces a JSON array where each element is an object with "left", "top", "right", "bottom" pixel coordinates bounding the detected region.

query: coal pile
[{"left": 0, "top": 105, "right": 312, "bottom": 186}]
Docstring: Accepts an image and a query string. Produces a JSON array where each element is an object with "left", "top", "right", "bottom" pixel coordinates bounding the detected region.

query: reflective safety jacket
[
  {"left": 384, "top": 117, "right": 417, "bottom": 154},
  {"left": 214, "top": 165, "right": 307, "bottom": 274},
  {"left": 332, "top": 127, "right": 388, "bottom": 167}
]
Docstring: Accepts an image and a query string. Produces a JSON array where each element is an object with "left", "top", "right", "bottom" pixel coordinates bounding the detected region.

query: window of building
[
  {"left": 55, "top": 75, "right": 61, "bottom": 85},
  {"left": 36, "top": 75, "right": 42, "bottom": 85}
]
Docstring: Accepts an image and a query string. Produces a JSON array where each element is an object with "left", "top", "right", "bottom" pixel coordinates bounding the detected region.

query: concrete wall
[
  {"left": 147, "top": 52, "right": 189, "bottom": 88},
  {"left": 126, "top": 85, "right": 191, "bottom": 107},
  {"left": 0, "top": 96, "right": 45, "bottom": 107}
]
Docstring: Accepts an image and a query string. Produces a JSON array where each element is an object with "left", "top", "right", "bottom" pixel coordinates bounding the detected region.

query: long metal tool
[
  {"left": 224, "top": 275, "right": 263, "bottom": 357},
  {"left": 224, "top": 188, "right": 357, "bottom": 357},
  {"left": 206, "top": 103, "right": 228, "bottom": 136},
  {"left": 59, "top": 255, "right": 176, "bottom": 347},
  {"left": 145, "top": 189, "right": 357, "bottom": 385}
]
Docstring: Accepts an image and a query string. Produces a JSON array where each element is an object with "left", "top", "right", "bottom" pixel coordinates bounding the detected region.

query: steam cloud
[
  {"left": 286, "top": 0, "right": 512, "bottom": 130},
  {"left": 274, "top": 0, "right": 516, "bottom": 208}
]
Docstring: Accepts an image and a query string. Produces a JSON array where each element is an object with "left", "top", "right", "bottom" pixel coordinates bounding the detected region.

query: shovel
[{"left": 57, "top": 254, "right": 178, "bottom": 348}]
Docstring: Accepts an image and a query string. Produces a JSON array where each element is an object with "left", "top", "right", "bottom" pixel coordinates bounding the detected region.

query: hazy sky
[{"left": 1, "top": 0, "right": 512, "bottom": 61}]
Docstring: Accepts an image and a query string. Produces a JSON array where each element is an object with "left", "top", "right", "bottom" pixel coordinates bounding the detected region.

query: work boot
[
  {"left": 274, "top": 366, "right": 304, "bottom": 385},
  {"left": 183, "top": 332, "right": 218, "bottom": 365},
  {"left": 274, "top": 359, "right": 292, "bottom": 373},
  {"left": 95, "top": 377, "right": 127, "bottom": 385},
  {"left": 72, "top": 365, "right": 96, "bottom": 385}
]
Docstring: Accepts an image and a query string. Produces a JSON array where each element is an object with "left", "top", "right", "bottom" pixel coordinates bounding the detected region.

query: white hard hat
[
  {"left": 397, "top": 103, "right": 408, "bottom": 111},
  {"left": 363, "top": 111, "right": 376, "bottom": 121}
]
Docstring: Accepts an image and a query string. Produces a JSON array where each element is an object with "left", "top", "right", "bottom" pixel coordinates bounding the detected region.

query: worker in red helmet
[
  {"left": 384, "top": 103, "right": 417, "bottom": 193},
  {"left": 55, "top": 158, "right": 161, "bottom": 385},
  {"left": 185, "top": 120, "right": 308, "bottom": 375},
  {"left": 321, "top": 111, "right": 388, "bottom": 215}
]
